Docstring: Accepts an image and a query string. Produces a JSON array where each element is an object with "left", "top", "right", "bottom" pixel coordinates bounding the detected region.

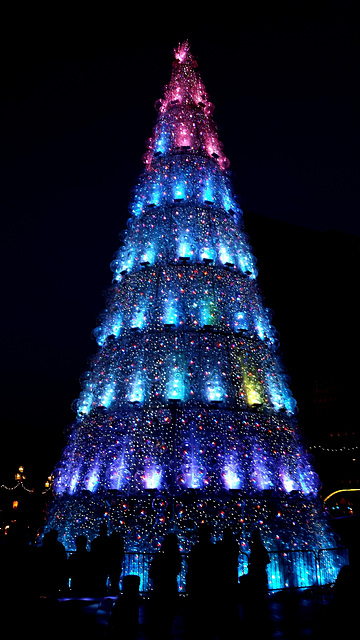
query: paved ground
[{"left": 35, "top": 586, "right": 348, "bottom": 639}]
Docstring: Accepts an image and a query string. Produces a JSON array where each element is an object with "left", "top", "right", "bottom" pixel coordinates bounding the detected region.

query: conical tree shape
[{"left": 45, "top": 42, "right": 345, "bottom": 588}]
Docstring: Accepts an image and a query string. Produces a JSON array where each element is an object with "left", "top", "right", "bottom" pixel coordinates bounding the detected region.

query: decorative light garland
[
  {"left": 324, "top": 488, "right": 360, "bottom": 502},
  {"left": 309, "top": 444, "right": 359, "bottom": 453}
]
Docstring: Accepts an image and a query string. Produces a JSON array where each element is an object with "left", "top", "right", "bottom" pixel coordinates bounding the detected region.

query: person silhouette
[
  {"left": 215, "top": 527, "right": 239, "bottom": 598},
  {"left": 90, "top": 522, "right": 111, "bottom": 595},
  {"left": 239, "top": 529, "right": 272, "bottom": 636},
  {"left": 185, "top": 523, "right": 217, "bottom": 639},
  {"left": 68, "top": 535, "right": 92, "bottom": 596},
  {"left": 108, "top": 531, "right": 125, "bottom": 595},
  {"left": 38, "top": 529, "right": 68, "bottom": 596},
  {"left": 186, "top": 523, "right": 216, "bottom": 596},
  {"left": 148, "top": 532, "right": 182, "bottom": 639},
  {"left": 248, "top": 528, "right": 270, "bottom": 596},
  {"left": 150, "top": 532, "right": 182, "bottom": 598}
]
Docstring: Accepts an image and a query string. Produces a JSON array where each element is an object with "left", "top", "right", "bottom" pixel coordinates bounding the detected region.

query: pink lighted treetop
[{"left": 143, "top": 41, "right": 230, "bottom": 171}]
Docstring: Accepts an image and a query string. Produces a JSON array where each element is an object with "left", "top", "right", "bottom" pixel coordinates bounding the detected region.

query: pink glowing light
[
  {"left": 176, "top": 123, "right": 191, "bottom": 147},
  {"left": 170, "top": 86, "right": 183, "bottom": 103},
  {"left": 174, "top": 41, "right": 190, "bottom": 63}
]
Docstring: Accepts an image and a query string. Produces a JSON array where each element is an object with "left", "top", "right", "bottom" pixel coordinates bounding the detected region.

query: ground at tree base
[{"left": 10, "top": 585, "right": 357, "bottom": 639}]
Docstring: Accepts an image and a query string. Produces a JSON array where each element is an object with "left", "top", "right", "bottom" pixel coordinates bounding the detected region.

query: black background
[{"left": 1, "top": 4, "right": 359, "bottom": 489}]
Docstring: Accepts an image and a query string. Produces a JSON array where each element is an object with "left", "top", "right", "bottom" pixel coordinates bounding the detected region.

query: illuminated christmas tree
[{"left": 45, "top": 42, "right": 345, "bottom": 588}]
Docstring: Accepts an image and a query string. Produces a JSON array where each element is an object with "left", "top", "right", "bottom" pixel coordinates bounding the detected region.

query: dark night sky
[{"left": 1, "top": 5, "right": 359, "bottom": 489}]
